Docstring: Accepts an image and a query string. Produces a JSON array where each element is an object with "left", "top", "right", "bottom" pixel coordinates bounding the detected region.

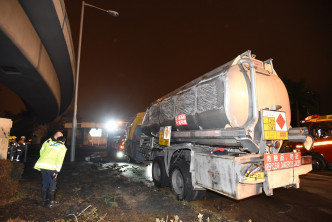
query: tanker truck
[{"left": 125, "top": 50, "right": 313, "bottom": 201}]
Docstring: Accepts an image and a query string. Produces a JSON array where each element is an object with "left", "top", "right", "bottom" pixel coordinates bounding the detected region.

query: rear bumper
[
  {"left": 192, "top": 150, "right": 312, "bottom": 200},
  {"left": 263, "top": 164, "right": 312, "bottom": 195}
]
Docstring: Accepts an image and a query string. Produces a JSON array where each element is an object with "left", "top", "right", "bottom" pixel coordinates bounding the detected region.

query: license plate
[{"left": 264, "top": 153, "right": 301, "bottom": 171}]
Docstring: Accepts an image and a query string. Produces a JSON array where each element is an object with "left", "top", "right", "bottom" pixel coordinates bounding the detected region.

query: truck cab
[
  {"left": 107, "top": 134, "right": 126, "bottom": 160},
  {"left": 125, "top": 112, "right": 146, "bottom": 163},
  {"left": 294, "top": 115, "right": 332, "bottom": 171}
]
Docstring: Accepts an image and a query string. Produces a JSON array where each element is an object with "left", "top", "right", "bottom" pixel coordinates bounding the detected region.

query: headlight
[
  {"left": 105, "top": 120, "right": 118, "bottom": 132},
  {"left": 116, "top": 151, "right": 124, "bottom": 158},
  {"left": 303, "top": 135, "right": 314, "bottom": 151}
]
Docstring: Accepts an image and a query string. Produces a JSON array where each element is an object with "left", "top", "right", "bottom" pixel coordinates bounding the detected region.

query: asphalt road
[
  {"left": 300, "top": 171, "right": 332, "bottom": 201},
  {"left": 109, "top": 159, "right": 332, "bottom": 222},
  {"left": 226, "top": 171, "right": 332, "bottom": 222}
]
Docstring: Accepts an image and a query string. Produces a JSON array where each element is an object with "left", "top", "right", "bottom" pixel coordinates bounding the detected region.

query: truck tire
[
  {"left": 152, "top": 157, "right": 169, "bottom": 188},
  {"left": 311, "top": 154, "right": 326, "bottom": 171},
  {"left": 327, "top": 164, "right": 332, "bottom": 171},
  {"left": 170, "top": 160, "right": 205, "bottom": 201}
]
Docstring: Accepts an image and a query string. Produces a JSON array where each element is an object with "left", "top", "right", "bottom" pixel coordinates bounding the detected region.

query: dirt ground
[
  {"left": 3, "top": 147, "right": 330, "bottom": 222},
  {"left": 0, "top": 148, "right": 239, "bottom": 222}
]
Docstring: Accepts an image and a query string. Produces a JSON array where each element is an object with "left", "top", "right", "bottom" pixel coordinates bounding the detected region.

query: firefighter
[
  {"left": 16, "top": 136, "right": 26, "bottom": 162},
  {"left": 34, "top": 131, "right": 67, "bottom": 208},
  {"left": 8, "top": 136, "right": 17, "bottom": 161}
]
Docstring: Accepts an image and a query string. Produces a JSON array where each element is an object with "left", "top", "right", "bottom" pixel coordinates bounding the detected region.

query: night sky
[{"left": 1, "top": 0, "right": 332, "bottom": 123}]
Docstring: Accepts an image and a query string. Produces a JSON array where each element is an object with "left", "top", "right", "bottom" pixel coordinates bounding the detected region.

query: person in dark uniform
[{"left": 15, "top": 136, "right": 26, "bottom": 162}]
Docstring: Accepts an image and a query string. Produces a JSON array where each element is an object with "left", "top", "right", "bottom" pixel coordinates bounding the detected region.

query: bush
[{"left": 0, "top": 160, "right": 23, "bottom": 203}]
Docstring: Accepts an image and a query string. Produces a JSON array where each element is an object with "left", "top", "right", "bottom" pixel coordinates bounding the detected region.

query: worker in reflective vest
[{"left": 34, "top": 131, "right": 67, "bottom": 208}]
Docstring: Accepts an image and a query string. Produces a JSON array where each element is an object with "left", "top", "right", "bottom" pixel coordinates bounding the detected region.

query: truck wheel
[
  {"left": 311, "top": 154, "right": 326, "bottom": 171},
  {"left": 170, "top": 161, "right": 205, "bottom": 201},
  {"left": 327, "top": 164, "right": 332, "bottom": 171},
  {"left": 126, "top": 143, "right": 134, "bottom": 163},
  {"left": 152, "top": 157, "right": 169, "bottom": 187}
]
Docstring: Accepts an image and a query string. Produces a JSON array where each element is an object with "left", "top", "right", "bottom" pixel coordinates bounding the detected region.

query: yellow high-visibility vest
[{"left": 34, "top": 138, "right": 67, "bottom": 172}]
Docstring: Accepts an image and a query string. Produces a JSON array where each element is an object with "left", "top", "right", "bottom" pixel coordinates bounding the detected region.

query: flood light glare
[{"left": 105, "top": 120, "right": 118, "bottom": 132}]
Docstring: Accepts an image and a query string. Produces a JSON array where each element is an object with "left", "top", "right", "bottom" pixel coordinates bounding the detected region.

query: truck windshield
[{"left": 311, "top": 125, "right": 332, "bottom": 139}]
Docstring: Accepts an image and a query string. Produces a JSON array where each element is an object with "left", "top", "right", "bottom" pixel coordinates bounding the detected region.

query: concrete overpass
[{"left": 0, "top": 0, "right": 75, "bottom": 122}]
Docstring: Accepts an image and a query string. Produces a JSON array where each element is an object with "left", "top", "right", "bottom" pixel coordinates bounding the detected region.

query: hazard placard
[
  {"left": 159, "top": 126, "right": 171, "bottom": 146},
  {"left": 261, "top": 110, "right": 288, "bottom": 140}
]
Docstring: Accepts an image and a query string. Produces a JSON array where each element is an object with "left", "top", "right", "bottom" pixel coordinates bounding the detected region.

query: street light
[{"left": 70, "top": 1, "right": 119, "bottom": 162}]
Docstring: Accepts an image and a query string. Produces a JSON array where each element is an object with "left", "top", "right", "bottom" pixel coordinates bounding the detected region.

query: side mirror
[{"left": 303, "top": 135, "right": 314, "bottom": 151}]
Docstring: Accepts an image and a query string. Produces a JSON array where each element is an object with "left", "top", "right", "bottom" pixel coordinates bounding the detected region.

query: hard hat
[
  {"left": 9, "top": 136, "right": 12, "bottom": 140},
  {"left": 21, "top": 136, "right": 25, "bottom": 138},
  {"left": 12, "top": 136, "right": 17, "bottom": 139}
]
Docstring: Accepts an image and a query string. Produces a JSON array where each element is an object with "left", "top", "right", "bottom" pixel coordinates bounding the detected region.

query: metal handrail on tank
[
  {"left": 237, "top": 58, "right": 258, "bottom": 139},
  {"left": 264, "top": 59, "right": 275, "bottom": 74}
]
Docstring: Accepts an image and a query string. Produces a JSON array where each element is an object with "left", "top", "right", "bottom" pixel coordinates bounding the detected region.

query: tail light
[
  {"left": 301, "top": 156, "right": 312, "bottom": 165},
  {"left": 119, "top": 139, "right": 125, "bottom": 150}
]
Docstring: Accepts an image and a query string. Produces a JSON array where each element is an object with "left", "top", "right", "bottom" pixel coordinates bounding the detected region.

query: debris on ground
[
  {"left": 0, "top": 149, "right": 234, "bottom": 221},
  {"left": 85, "top": 153, "right": 101, "bottom": 162}
]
